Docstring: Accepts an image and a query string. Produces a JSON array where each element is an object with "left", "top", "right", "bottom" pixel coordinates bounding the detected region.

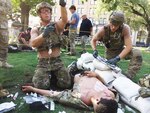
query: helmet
[
  {"left": 109, "top": 11, "right": 125, "bottom": 25},
  {"left": 36, "top": 2, "right": 52, "bottom": 14}
]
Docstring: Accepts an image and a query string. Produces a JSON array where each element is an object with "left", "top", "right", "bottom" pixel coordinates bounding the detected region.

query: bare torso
[
  {"left": 74, "top": 75, "right": 108, "bottom": 105},
  {"left": 38, "top": 48, "right": 61, "bottom": 58},
  {"left": 31, "top": 24, "right": 61, "bottom": 58}
]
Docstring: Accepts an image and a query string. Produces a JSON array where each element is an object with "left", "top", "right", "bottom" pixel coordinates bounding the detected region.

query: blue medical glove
[
  {"left": 59, "top": 0, "right": 66, "bottom": 7},
  {"left": 42, "top": 24, "right": 55, "bottom": 38},
  {"left": 107, "top": 56, "right": 120, "bottom": 65},
  {"left": 93, "top": 50, "right": 98, "bottom": 58}
]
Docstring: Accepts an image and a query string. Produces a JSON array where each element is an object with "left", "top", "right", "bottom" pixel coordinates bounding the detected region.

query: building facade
[{"left": 52, "top": 0, "right": 107, "bottom": 24}]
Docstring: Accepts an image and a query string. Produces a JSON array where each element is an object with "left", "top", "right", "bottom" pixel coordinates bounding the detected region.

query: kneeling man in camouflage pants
[{"left": 30, "top": 1, "right": 71, "bottom": 89}]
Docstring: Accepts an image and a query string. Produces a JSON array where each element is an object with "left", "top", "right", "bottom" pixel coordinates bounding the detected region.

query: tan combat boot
[
  {"left": 0, "top": 84, "right": 9, "bottom": 98},
  {"left": 0, "top": 61, "right": 14, "bottom": 68}
]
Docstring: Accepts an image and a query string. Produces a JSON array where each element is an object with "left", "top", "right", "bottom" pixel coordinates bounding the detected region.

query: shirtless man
[
  {"left": 22, "top": 71, "right": 118, "bottom": 113},
  {"left": 30, "top": 0, "right": 71, "bottom": 89}
]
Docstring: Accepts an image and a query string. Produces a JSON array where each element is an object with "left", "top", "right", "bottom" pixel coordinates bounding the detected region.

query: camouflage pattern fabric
[
  {"left": 103, "top": 25, "right": 124, "bottom": 51},
  {"left": 60, "top": 34, "right": 69, "bottom": 49},
  {"left": 138, "top": 87, "right": 150, "bottom": 98},
  {"left": 49, "top": 82, "right": 93, "bottom": 110},
  {"left": 37, "top": 23, "right": 61, "bottom": 52},
  {"left": 0, "top": 30, "right": 9, "bottom": 61},
  {"left": 0, "top": 0, "right": 12, "bottom": 62},
  {"left": 103, "top": 25, "right": 142, "bottom": 78},
  {"left": 139, "top": 74, "right": 150, "bottom": 88},
  {"left": 37, "top": 24, "right": 68, "bottom": 51},
  {"left": 45, "top": 29, "right": 61, "bottom": 49},
  {"left": 69, "top": 29, "right": 76, "bottom": 54},
  {"left": 106, "top": 48, "right": 142, "bottom": 78},
  {"left": 32, "top": 56, "right": 71, "bottom": 89},
  {"left": 126, "top": 49, "right": 143, "bottom": 78}
]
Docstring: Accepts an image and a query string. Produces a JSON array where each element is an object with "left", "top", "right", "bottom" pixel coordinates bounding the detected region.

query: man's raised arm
[{"left": 56, "top": 0, "right": 68, "bottom": 33}]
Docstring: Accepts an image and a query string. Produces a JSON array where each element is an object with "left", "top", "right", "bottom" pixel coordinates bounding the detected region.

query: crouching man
[{"left": 22, "top": 71, "right": 118, "bottom": 113}]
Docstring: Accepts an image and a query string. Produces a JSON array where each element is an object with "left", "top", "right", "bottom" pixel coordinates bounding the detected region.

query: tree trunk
[
  {"left": 146, "top": 24, "right": 150, "bottom": 47},
  {"left": 20, "top": 2, "right": 31, "bottom": 31}
]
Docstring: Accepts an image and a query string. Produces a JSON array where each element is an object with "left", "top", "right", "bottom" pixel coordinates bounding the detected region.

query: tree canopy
[{"left": 11, "top": 0, "right": 54, "bottom": 30}]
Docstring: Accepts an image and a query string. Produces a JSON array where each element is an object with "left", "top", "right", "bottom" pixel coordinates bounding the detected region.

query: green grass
[{"left": 0, "top": 45, "right": 150, "bottom": 113}]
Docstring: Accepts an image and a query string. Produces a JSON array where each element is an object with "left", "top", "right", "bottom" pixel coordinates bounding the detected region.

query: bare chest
[{"left": 78, "top": 77, "right": 107, "bottom": 105}]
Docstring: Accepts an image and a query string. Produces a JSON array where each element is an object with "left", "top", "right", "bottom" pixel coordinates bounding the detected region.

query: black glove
[
  {"left": 93, "top": 50, "right": 98, "bottom": 58},
  {"left": 107, "top": 56, "right": 120, "bottom": 65},
  {"left": 42, "top": 24, "right": 55, "bottom": 38},
  {"left": 59, "top": 0, "right": 66, "bottom": 7}
]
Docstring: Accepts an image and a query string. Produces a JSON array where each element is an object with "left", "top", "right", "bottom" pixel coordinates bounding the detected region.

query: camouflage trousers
[
  {"left": 0, "top": 29, "right": 8, "bottom": 62},
  {"left": 69, "top": 29, "right": 76, "bottom": 54},
  {"left": 60, "top": 35, "right": 69, "bottom": 49},
  {"left": 106, "top": 48, "right": 143, "bottom": 78},
  {"left": 49, "top": 82, "right": 92, "bottom": 110},
  {"left": 32, "top": 56, "right": 71, "bottom": 89},
  {"left": 80, "top": 35, "right": 89, "bottom": 50}
]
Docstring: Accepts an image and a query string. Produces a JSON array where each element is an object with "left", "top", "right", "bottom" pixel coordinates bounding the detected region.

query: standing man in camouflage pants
[
  {"left": 91, "top": 11, "right": 142, "bottom": 79},
  {"left": 30, "top": 0, "right": 71, "bottom": 89},
  {"left": 67, "top": 5, "right": 79, "bottom": 56},
  {"left": 0, "top": 0, "right": 14, "bottom": 68}
]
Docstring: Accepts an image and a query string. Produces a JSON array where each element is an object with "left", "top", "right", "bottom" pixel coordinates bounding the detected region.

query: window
[
  {"left": 52, "top": 7, "right": 57, "bottom": 14},
  {"left": 77, "top": 8, "right": 81, "bottom": 14},
  {"left": 103, "top": 18, "right": 107, "bottom": 24},
  {"left": 77, "top": 8, "right": 84, "bottom": 14},
  {"left": 52, "top": 16, "right": 57, "bottom": 21},
  {"left": 99, "top": 18, "right": 107, "bottom": 25},
  {"left": 90, "top": 0, "right": 97, "bottom": 5},
  {"left": 81, "top": 8, "right": 84, "bottom": 14},
  {"left": 78, "top": 0, "right": 83, "bottom": 5},
  {"left": 89, "top": 8, "right": 94, "bottom": 15},
  {"left": 99, "top": 18, "right": 103, "bottom": 25}
]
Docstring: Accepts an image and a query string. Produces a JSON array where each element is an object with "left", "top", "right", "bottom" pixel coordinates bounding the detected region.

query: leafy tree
[
  {"left": 11, "top": 0, "right": 54, "bottom": 31},
  {"left": 96, "top": 0, "right": 150, "bottom": 46}
]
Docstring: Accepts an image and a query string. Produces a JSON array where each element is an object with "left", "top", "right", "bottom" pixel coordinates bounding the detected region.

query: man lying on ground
[{"left": 22, "top": 71, "right": 118, "bottom": 113}]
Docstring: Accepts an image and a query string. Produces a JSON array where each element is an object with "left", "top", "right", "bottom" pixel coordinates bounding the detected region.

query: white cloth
[
  {"left": 95, "top": 69, "right": 115, "bottom": 84},
  {"left": 112, "top": 77, "right": 140, "bottom": 100},
  {"left": 23, "top": 93, "right": 50, "bottom": 104},
  {"left": 0, "top": 101, "right": 16, "bottom": 113},
  {"left": 93, "top": 59, "right": 110, "bottom": 71},
  {"left": 76, "top": 53, "right": 95, "bottom": 71},
  {"left": 112, "top": 77, "right": 150, "bottom": 113}
]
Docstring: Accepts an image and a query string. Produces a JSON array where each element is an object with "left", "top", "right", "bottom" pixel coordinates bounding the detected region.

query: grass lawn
[{"left": 0, "top": 45, "right": 150, "bottom": 113}]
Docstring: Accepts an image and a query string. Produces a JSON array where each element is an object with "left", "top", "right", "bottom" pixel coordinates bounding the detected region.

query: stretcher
[{"left": 78, "top": 53, "right": 150, "bottom": 113}]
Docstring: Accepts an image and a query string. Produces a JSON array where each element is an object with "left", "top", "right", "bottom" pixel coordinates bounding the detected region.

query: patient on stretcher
[
  {"left": 22, "top": 71, "right": 118, "bottom": 113},
  {"left": 22, "top": 53, "right": 150, "bottom": 113}
]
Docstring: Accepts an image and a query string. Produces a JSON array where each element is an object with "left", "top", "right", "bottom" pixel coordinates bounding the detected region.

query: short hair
[
  {"left": 69, "top": 5, "right": 76, "bottom": 10},
  {"left": 27, "top": 27, "right": 32, "bottom": 31},
  {"left": 95, "top": 98, "right": 118, "bottom": 113}
]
